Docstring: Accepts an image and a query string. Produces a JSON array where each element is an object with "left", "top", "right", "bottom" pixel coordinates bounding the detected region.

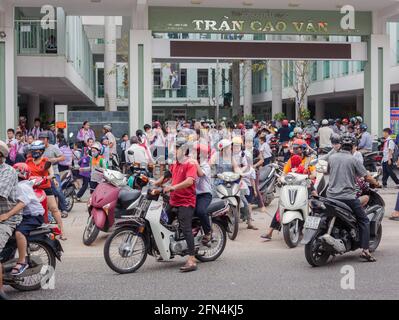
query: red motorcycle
[{"left": 83, "top": 168, "right": 149, "bottom": 246}]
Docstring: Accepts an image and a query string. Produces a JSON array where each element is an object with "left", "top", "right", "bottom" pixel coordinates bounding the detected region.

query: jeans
[
  {"left": 167, "top": 206, "right": 195, "bottom": 256},
  {"left": 339, "top": 198, "right": 370, "bottom": 250},
  {"left": 77, "top": 176, "right": 90, "bottom": 199},
  {"left": 89, "top": 181, "right": 99, "bottom": 194},
  {"left": 52, "top": 174, "right": 67, "bottom": 212},
  {"left": 382, "top": 161, "right": 399, "bottom": 186},
  {"left": 395, "top": 192, "right": 399, "bottom": 211},
  {"left": 195, "top": 193, "right": 212, "bottom": 235}
]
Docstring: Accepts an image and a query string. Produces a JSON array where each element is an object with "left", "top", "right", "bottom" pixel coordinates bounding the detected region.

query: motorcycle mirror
[{"left": 69, "top": 132, "right": 74, "bottom": 138}]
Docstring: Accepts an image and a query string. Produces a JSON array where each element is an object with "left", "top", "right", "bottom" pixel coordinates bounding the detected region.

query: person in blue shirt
[{"left": 357, "top": 124, "right": 373, "bottom": 152}]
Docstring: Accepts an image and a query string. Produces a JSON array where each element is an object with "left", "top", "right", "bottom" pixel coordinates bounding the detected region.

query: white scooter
[
  {"left": 279, "top": 173, "right": 311, "bottom": 248},
  {"left": 103, "top": 188, "right": 230, "bottom": 274}
]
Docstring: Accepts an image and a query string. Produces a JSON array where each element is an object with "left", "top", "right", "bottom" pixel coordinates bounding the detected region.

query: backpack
[{"left": 58, "top": 145, "right": 73, "bottom": 167}]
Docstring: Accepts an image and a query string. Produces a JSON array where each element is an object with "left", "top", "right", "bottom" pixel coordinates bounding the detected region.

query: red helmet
[
  {"left": 238, "top": 123, "right": 244, "bottom": 129},
  {"left": 282, "top": 120, "right": 289, "bottom": 126},
  {"left": 13, "top": 163, "right": 31, "bottom": 180},
  {"left": 292, "top": 139, "right": 307, "bottom": 149},
  {"left": 342, "top": 118, "right": 349, "bottom": 124}
]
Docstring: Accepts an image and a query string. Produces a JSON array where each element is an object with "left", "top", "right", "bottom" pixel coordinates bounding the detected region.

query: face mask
[{"left": 91, "top": 150, "right": 99, "bottom": 157}]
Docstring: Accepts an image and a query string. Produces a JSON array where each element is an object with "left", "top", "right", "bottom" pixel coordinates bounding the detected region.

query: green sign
[{"left": 149, "top": 7, "right": 372, "bottom": 36}]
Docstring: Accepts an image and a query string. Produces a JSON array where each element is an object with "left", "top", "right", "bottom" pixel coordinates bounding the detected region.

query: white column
[
  {"left": 356, "top": 94, "right": 364, "bottom": 115},
  {"left": 104, "top": 16, "right": 117, "bottom": 112},
  {"left": 271, "top": 60, "right": 282, "bottom": 117},
  {"left": 364, "top": 33, "right": 391, "bottom": 137},
  {"left": 315, "top": 99, "right": 325, "bottom": 121},
  {"left": 243, "top": 60, "right": 252, "bottom": 116},
  {"left": 0, "top": 3, "right": 16, "bottom": 131},
  {"left": 27, "top": 94, "right": 40, "bottom": 129}
]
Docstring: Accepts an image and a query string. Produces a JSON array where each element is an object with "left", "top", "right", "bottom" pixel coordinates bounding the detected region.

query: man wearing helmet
[
  {"left": 8, "top": 163, "right": 45, "bottom": 277},
  {"left": 317, "top": 119, "right": 334, "bottom": 151},
  {"left": 357, "top": 124, "right": 372, "bottom": 152},
  {"left": 0, "top": 141, "right": 21, "bottom": 299},
  {"left": 326, "top": 133, "right": 379, "bottom": 262},
  {"left": 283, "top": 139, "right": 316, "bottom": 176},
  {"left": 304, "top": 120, "right": 317, "bottom": 149}
]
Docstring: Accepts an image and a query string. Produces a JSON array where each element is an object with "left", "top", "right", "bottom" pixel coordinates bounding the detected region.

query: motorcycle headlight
[
  {"left": 284, "top": 175, "right": 297, "bottom": 185},
  {"left": 218, "top": 172, "right": 241, "bottom": 182}
]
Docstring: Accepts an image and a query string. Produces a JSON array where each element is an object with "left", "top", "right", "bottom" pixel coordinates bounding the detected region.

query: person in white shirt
[
  {"left": 381, "top": 128, "right": 399, "bottom": 187},
  {"left": 126, "top": 136, "right": 153, "bottom": 169},
  {"left": 317, "top": 119, "right": 334, "bottom": 149},
  {"left": 255, "top": 135, "right": 273, "bottom": 168}
]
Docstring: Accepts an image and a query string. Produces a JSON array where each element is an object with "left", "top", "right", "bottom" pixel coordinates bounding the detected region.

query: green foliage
[
  {"left": 299, "top": 107, "right": 311, "bottom": 121},
  {"left": 273, "top": 112, "right": 287, "bottom": 122}
]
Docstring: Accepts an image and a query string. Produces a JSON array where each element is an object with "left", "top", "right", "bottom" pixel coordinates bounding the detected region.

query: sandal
[
  {"left": 360, "top": 251, "right": 377, "bottom": 262},
  {"left": 389, "top": 216, "right": 399, "bottom": 221},
  {"left": 202, "top": 233, "right": 212, "bottom": 245},
  {"left": 60, "top": 235, "right": 68, "bottom": 241},
  {"left": 61, "top": 212, "right": 69, "bottom": 219},
  {"left": 247, "top": 225, "right": 259, "bottom": 230},
  {"left": 180, "top": 262, "right": 197, "bottom": 273},
  {"left": 11, "top": 263, "right": 29, "bottom": 276},
  {"left": 261, "top": 234, "right": 272, "bottom": 241}
]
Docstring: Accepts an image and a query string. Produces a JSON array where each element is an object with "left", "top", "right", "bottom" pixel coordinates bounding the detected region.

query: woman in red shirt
[{"left": 26, "top": 141, "right": 66, "bottom": 240}]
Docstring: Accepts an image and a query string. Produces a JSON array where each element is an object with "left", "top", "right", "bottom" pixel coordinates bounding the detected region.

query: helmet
[
  {"left": 356, "top": 116, "right": 363, "bottom": 123},
  {"left": 290, "top": 120, "right": 296, "bottom": 125},
  {"left": 359, "top": 124, "right": 368, "bottom": 132},
  {"left": 38, "top": 131, "right": 50, "bottom": 139},
  {"left": 245, "top": 121, "right": 253, "bottom": 130},
  {"left": 238, "top": 123, "right": 244, "bottom": 130},
  {"left": 232, "top": 136, "right": 243, "bottom": 145},
  {"left": 282, "top": 120, "right": 289, "bottom": 126},
  {"left": 307, "top": 120, "right": 313, "bottom": 126},
  {"left": 91, "top": 142, "right": 102, "bottom": 151},
  {"left": 342, "top": 118, "right": 349, "bottom": 125},
  {"left": 30, "top": 140, "right": 45, "bottom": 151},
  {"left": 0, "top": 140, "right": 10, "bottom": 158},
  {"left": 292, "top": 139, "right": 307, "bottom": 149},
  {"left": 289, "top": 132, "right": 295, "bottom": 139},
  {"left": 313, "top": 120, "right": 319, "bottom": 126},
  {"left": 103, "top": 124, "right": 112, "bottom": 132},
  {"left": 321, "top": 119, "right": 329, "bottom": 126},
  {"left": 328, "top": 119, "right": 335, "bottom": 126},
  {"left": 13, "top": 163, "right": 31, "bottom": 180},
  {"left": 340, "top": 133, "right": 357, "bottom": 147},
  {"left": 293, "top": 127, "right": 303, "bottom": 134},
  {"left": 176, "top": 137, "right": 188, "bottom": 149},
  {"left": 217, "top": 139, "right": 232, "bottom": 151},
  {"left": 331, "top": 133, "right": 341, "bottom": 145},
  {"left": 350, "top": 117, "right": 356, "bottom": 125},
  {"left": 335, "top": 118, "right": 341, "bottom": 124}
]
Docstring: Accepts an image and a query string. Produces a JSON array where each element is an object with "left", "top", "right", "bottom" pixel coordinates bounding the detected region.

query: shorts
[
  {"left": 0, "top": 223, "right": 15, "bottom": 252},
  {"left": 16, "top": 215, "right": 45, "bottom": 237},
  {"left": 44, "top": 188, "right": 54, "bottom": 196},
  {"left": 245, "top": 187, "right": 255, "bottom": 203}
]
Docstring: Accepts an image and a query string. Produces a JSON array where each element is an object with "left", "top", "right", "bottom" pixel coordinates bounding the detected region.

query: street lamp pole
[{"left": 215, "top": 59, "right": 220, "bottom": 124}]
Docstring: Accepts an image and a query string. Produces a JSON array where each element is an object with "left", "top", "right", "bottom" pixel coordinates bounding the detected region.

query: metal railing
[
  {"left": 197, "top": 85, "right": 209, "bottom": 98},
  {"left": 153, "top": 85, "right": 166, "bottom": 98},
  {"left": 15, "top": 20, "right": 58, "bottom": 55},
  {"left": 176, "top": 85, "right": 187, "bottom": 98}
]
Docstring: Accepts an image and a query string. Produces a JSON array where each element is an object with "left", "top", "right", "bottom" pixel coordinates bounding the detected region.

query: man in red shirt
[{"left": 156, "top": 137, "right": 198, "bottom": 272}]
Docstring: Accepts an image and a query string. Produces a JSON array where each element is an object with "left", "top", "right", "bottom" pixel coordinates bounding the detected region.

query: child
[
  {"left": 87, "top": 142, "right": 108, "bottom": 193},
  {"left": 10, "top": 163, "right": 45, "bottom": 276}
]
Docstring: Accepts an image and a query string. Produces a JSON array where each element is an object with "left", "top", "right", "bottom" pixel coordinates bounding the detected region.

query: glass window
[
  {"left": 342, "top": 61, "right": 349, "bottom": 75},
  {"left": 323, "top": 61, "right": 330, "bottom": 79},
  {"left": 311, "top": 61, "right": 317, "bottom": 81},
  {"left": 153, "top": 69, "right": 161, "bottom": 86}
]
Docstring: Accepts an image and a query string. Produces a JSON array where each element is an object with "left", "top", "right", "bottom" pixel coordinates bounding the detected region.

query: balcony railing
[
  {"left": 15, "top": 20, "right": 58, "bottom": 55},
  {"left": 153, "top": 85, "right": 166, "bottom": 98},
  {"left": 176, "top": 85, "right": 187, "bottom": 98},
  {"left": 198, "top": 85, "right": 209, "bottom": 98}
]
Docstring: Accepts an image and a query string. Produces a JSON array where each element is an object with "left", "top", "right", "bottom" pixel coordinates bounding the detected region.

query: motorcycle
[
  {"left": 302, "top": 188, "right": 384, "bottom": 267},
  {"left": 60, "top": 168, "right": 79, "bottom": 213},
  {"left": 363, "top": 151, "right": 382, "bottom": 177},
  {"left": 83, "top": 168, "right": 149, "bottom": 246},
  {"left": 0, "top": 177, "right": 63, "bottom": 291},
  {"left": 214, "top": 172, "right": 242, "bottom": 241},
  {"left": 258, "top": 163, "right": 281, "bottom": 207},
  {"left": 103, "top": 189, "right": 229, "bottom": 274},
  {"left": 279, "top": 172, "right": 311, "bottom": 248}
]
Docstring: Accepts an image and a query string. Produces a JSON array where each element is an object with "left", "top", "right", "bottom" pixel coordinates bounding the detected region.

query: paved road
[{"left": 6, "top": 189, "right": 399, "bottom": 300}]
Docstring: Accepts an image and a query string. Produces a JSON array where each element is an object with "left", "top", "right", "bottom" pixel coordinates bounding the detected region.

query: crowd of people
[{"left": 1, "top": 113, "right": 399, "bottom": 285}]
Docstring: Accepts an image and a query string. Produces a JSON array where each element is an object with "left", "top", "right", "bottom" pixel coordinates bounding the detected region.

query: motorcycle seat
[
  {"left": 207, "top": 199, "right": 227, "bottom": 215},
  {"left": 326, "top": 198, "right": 353, "bottom": 213},
  {"left": 118, "top": 187, "right": 141, "bottom": 208},
  {"left": 28, "top": 227, "right": 52, "bottom": 237}
]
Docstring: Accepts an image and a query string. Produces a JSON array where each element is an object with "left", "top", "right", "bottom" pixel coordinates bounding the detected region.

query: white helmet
[
  {"left": 0, "top": 140, "right": 9, "bottom": 157},
  {"left": 217, "top": 139, "right": 232, "bottom": 151},
  {"left": 293, "top": 127, "right": 303, "bottom": 134},
  {"left": 321, "top": 119, "right": 329, "bottom": 126}
]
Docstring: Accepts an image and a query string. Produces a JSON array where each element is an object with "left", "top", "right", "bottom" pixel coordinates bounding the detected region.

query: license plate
[{"left": 304, "top": 216, "right": 321, "bottom": 230}]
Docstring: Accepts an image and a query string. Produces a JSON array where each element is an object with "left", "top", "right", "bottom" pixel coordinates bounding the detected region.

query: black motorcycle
[
  {"left": 61, "top": 169, "right": 79, "bottom": 212},
  {"left": 0, "top": 225, "right": 63, "bottom": 291},
  {"left": 302, "top": 188, "right": 384, "bottom": 267},
  {"left": 258, "top": 163, "right": 281, "bottom": 206}
]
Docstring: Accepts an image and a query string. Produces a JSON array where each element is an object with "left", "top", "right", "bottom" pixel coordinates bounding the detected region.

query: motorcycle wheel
[
  {"left": 104, "top": 227, "right": 147, "bottom": 274},
  {"left": 64, "top": 194, "right": 74, "bottom": 212},
  {"left": 282, "top": 219, "right": 301, "bottom": 248},
  {"left": 10, "top": 241, "right": 56, "bottom": 291},
  {"left": 227, "top": 204, "right": 239, "bottom": 241},
  {"left": 369, "top": 225, "right": 382, "bottom": 253},
  {"left": 82, "top": 216, "right": 100, "bottom": 246},
  {"left": 196, "top": 221, "right": 227, "bottom": 262},
  {"left": 304, "top": 231, "right": 331, "bottom": 267}
]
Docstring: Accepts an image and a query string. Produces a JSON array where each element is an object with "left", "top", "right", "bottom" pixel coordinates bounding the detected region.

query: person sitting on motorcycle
[
  {"left": 357, "top": 124, "right": 373, "bottom": 153},
  {"left": 25, "top": 141, "right": 66, "bottom": 240},
  {"left": 154, "top": 137, "right": 198, "bottom": 272},
  {"left": 0, "top": 141, "right": 21, "bottom": 300},
  {"left": 9, "top": 163, "right": 45, "bottom": 276},
  {"left": 283, "top": 139, "right": 316, "bottom": 178},
  {"left": 304, "top": 120, "right": 317, "bottom": 149},
  {"left": 317, "top": 119, "right": 334, "bottom": 153},
  {"left": 326, "top": 133, "right": 380, "bottom": 262},
  {"left": 85, "top": 142, "right": 108, "bottom": 193}
]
